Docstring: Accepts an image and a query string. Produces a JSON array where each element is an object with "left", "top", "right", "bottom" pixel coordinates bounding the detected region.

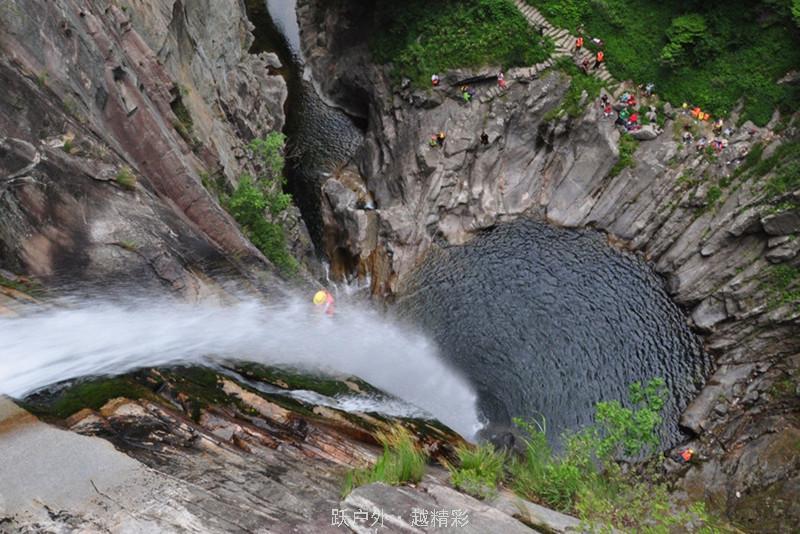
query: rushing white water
[{"left": 0, "top": 296, "right": 480, "bottom": 438}]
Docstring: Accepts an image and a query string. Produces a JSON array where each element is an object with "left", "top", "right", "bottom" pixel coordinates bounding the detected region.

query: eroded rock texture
[
  {"left": 298, "top": 1, "right": 800, "bottom": 527},
  {"left": 0, "top": 0, "right": 313, "bottom": 296}
]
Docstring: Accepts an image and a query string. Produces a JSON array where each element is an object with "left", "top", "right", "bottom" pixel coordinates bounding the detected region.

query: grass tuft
[
  {"left": 342, "top": 426, "right": 428, "bottom": 497},
  {"left": 115, "top": 166, "right": 137, "bottom": 191},
  {"left": 448, "top": 443, "right": 506, "bottom": 499}
]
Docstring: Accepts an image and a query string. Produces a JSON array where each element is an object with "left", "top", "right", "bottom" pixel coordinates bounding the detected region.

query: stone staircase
[{"left": 512, "top": 0, "right": 615, "bottom": 84}]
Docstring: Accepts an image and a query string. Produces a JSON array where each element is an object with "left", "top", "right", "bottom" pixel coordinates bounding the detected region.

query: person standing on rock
[
  {"left": 431, "top": 74, "right": 440, "bottom": 87},
  {"left": 497, "top": 71, "right": 507, "bottom": 90},
  {"left": 480, "top": 132, "right": 489, "bottom": 145}
]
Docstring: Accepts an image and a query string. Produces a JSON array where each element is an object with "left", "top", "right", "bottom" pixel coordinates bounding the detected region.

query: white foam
[{"left": 0, "top": 296, "right": 479, "bottom": 438}]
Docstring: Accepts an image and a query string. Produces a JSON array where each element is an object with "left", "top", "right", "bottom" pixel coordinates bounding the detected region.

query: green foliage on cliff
[
  {"left": 763, "top": 264, "right": 800, "bottom": 309},
  {"left": 342, "top": 427, "right": 428, "bottom": 497},
  {"left": 545, "top": 57, "right": 606, "bottom": 120},
  {"left": 224, "top": 133, "right": 298, "bottom": 276},
  {"left": 526, "top": 0, "right": 800, "bottom": 125},
  {"left": 609, "top": 133, "right": 639, "bottom": 177},
  {"left": 115, "top": 166, "right": 137, "bottom": 191},
  {"left": 371, "top": 0, "right": 554, "bottom": 86}
]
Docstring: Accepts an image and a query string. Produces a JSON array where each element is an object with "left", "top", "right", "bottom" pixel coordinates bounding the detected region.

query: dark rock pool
[{"left": 398, "top": 220, "right": 710, "bottom": 447}]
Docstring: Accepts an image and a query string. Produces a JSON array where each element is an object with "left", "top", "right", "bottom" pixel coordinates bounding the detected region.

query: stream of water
[{"left": 0, "top": 295, "right": 480, "bottom": 438}]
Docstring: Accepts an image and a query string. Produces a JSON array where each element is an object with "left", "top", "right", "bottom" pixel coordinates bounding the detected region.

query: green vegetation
[
  {"left": 342, "top": 427, "right": 428, "bottom": 497},
  {"left": 448, "top": 443, "right": 506, "bottom": 499},
  {"left": 763, "top": 264, "right": 800, "bottom": 309},
  {"left": 116, "top": 240, "right": 139, "bottom": 252},
  {"left": 170, "top": 94, "right": 201, "bottom": 151},
  {"left": 234, "top": 362, "right": 381, "bottom": 398},
  {"left": 23, "top": 376, "right": 156, "bottom": 420},
  {"left": 609, "top": 133, "right": 639, "bottom": 177},
  {"left": 545, "top": 58, "right": 606, "bottom": 120},
  {"left": 115, "top": 166, "right": 137, "bottom": 191},
  {"left": 706, "top": 185, "right": 723, "bottom": 209},
  {"left": 371, "top": 0, "right": 553, "bottom": 86},
  {"left": 223, "top": 133, "right": 298, "bottom": 276},
  {"left": 0, "top": 274, "right": 40, "bottom": 296},
  {"left": 526, "top": 0, "right": 800, "bottom": 124},
  {"left": 504, "top": 378, "right": 731, "bottom": 531}
]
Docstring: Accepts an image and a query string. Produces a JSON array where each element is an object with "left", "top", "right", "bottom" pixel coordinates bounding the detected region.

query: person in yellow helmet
[{"left": 313, "top": 290, "right": 335, "bottom": 316}]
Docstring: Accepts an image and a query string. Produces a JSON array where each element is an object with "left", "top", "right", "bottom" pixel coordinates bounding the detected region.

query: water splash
[{"left": 0, "top": 296, "right": 480, "bottom": 438}]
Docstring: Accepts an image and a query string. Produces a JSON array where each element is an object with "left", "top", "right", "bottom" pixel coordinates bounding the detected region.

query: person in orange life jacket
[
  {"left": 575, "top": 36, "right": 584, "bottom": 51},
  {"left": 313, "top": 290, "right": 335, "bottom": 316},
  {"left": 594, "top": 50, "right": 604, "bottom": 69}
]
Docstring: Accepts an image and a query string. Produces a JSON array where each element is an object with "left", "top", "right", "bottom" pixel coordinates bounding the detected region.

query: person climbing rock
[
  {"left": 575, "top": 35, "right": 584, "bottom": 51},
  {"left": 480, "top": 132, "right": 489, "bottom": 145},
  {"left": 678, "top": 448, "right": 694, "bottom": 464},
  {"left": 313, "top": 290, "right": 335, "bottom": 317},
  {"left": 581, "top": 57, "right": 590, "bottom": 74},
  {"left": 429, "top": 135, "right": 439, "bottom": 148},
  {"left": 594, "top": 50, "right": 604, "bottom": 69},
  {"left": 431, "top": 73, "right": 440, "bottom": 87},
  {"left": 437, "top": 131, "right": 446, "bottom": 147},
  {"left": 497, "top": 71, "right": 507, "bottom": 90},
  {"left": 462, "top": 86, "right": 472, "bottom": 103}
]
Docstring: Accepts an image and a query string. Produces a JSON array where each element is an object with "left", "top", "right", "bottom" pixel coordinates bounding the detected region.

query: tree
[{"left": 659, "top": 14, "right": 713, "bottom": 67}]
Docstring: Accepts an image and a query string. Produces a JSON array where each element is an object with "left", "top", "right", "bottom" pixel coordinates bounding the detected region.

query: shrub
[
  {"left": 223, "top": 134, "right": 298, "bottom": 276},
  {"left": 115, "top": 166, "right": 137, "bottom": 191},
  {"left": 448, "top": 443, "right": 506, "bottom": 499},
  {"left": 249, "top": 132, "right": 287, "bottom": 182},
  {"left": 660, "top": 14, "right": 713, "bottom": 67},
  {"left": 342, "top": 427, "right": 428, "bottom": 497},
  {"left": 226, "top": 176, "right": 298, "bottom": 275},
  {"left": 511, "top": 379, "right": 672, "bottom": 515}
]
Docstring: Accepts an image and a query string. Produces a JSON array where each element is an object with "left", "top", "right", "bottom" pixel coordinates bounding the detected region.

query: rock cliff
[
  {"left": 298, "top": 0, "right": 800, "bottom": 527},
  {"left": 0, "top": 0, "right": 313, "bottom": 296}
]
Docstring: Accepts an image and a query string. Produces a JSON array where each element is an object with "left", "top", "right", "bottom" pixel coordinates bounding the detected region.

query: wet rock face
[
  {"left": 4, "top": 365, "right": 464, "bottom": 532},
  {"left": 0, "top": 0, "right": 311, "bottom": 293},
  {"left": 298, "top": 0, "right": 800, "bottom": 524}
]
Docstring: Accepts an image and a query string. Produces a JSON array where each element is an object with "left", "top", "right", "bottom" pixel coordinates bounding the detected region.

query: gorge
[{"left": 0, "top": 0, "right": 798, "bottom": 532}]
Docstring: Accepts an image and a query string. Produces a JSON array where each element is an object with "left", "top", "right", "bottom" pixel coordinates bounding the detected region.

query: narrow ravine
[{"left": 247, "top": 0, "right": 365, "bottom": 250}]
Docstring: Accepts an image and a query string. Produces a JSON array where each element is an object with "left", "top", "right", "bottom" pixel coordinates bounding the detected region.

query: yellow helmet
[{"left": 313, "top": 290, "right": 327, "bottom": 305}]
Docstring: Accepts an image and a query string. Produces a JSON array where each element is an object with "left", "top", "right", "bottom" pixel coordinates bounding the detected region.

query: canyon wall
[{"left": 298, "top": 1, "right": 800, "bottom": 527}]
